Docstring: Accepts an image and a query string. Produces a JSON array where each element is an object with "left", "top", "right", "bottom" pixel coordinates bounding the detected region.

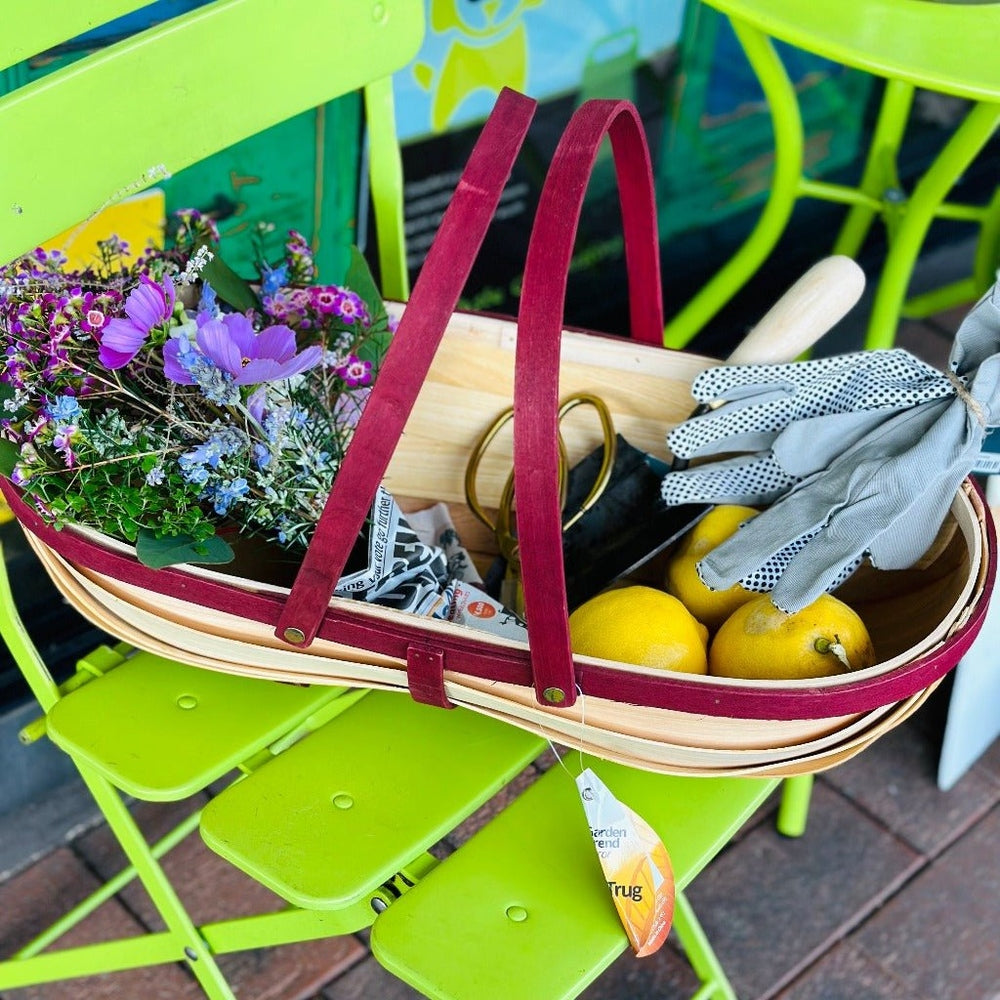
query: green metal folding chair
[
  {"left": 664, "top": 0, "right": 1000, "bottom": 352},
  {"left": 0, "top": 2, "right": 427, "bottom": 995},
  {"left": 0, "top": 0, "right": 413, "bottom": 301},
  {"left": 0, "top": 4, "right": 804, "bottom": 997},
  {"left": 201, "top": 727, "right": 779, "bottom": 1000}
]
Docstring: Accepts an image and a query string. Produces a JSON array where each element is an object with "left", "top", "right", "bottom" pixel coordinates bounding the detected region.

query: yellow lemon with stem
[
  {"left": 708, "top": 593, "right": 876, "bottom": 681},
  {"left": 568, "top": 585, "right": 709, "bottom": 675},
  {"left": 665, "top": 504, "right": 760, "bottom": 631}
]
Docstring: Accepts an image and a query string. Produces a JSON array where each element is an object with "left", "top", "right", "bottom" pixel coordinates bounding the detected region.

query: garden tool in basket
[
  {"left": 661, "top": 281, "right": 1000, "bottom": 612},
  {"left": 464, "top": 257, "right": 866, "bottom": 613},
  {"left": 465, "top": 391, "right": 617, "bottom": 615}
]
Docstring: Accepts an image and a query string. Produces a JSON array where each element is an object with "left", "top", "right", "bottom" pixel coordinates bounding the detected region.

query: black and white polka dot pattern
[
  {"left": 669, "top": 349, "right": 953, "bottom": 460},
  {"left": 709, "top": 529, "right": 863, "bottom": 596},
  {"left": 661, "top": 453, "right": 798, "bottom": 507}
]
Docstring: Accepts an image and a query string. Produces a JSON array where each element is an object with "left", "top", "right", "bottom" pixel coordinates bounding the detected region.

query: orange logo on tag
[{"left": 466, "top": 600, "right": 497, "bottom": 619}]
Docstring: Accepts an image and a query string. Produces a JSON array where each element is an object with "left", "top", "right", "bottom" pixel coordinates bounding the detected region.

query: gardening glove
[
  {"left": 662, "top": 349, "right": 953, "bottom": 507},
  {"left": 661, "top": 282, "right": 1000, "bottom": 612}
]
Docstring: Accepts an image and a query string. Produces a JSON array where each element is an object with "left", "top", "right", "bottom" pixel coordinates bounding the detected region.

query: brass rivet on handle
[
  {"left": 283, "top": 626, "right": 306, "bottom": 644},
  {"left": 542, "top": 686, "right": 566, "bottom": 704}
]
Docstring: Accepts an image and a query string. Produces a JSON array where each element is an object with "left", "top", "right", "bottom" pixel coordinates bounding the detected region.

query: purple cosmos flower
[
  {"left": 99, "top": 273, "right": 175, "bottom": 369},
  {"left": 163, "top": 313, "right": 322, "bottom": 387}
]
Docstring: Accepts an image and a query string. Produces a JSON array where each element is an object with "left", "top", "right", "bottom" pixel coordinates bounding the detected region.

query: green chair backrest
[
  {"left": 0, "top": 0, "right": 423, "bottom": 297},
  {"left": 701, "top": 0, "right": 1000, "bottom": 102}
]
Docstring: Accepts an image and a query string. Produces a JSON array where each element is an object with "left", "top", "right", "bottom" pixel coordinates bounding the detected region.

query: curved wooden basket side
[
  {"left": 41, "top": 455, "right": 989, "bottom": 701},
  {"left": 19, "top": 527, "right": 957, "bottom": 778}
]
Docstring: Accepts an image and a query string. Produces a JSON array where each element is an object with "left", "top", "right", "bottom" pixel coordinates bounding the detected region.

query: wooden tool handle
[{"left": 725, "top": 255, "right": 866, "bottom": 366}]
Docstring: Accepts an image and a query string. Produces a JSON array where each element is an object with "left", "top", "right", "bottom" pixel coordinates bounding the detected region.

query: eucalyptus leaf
[
  {"left": 199, "top": 243, "right": 261, "bottom": 314},
  {"left": 0, "top": 439, "right": 19, "bottom": 478},
  {"left": 135, "top": 529, "right": 235, "bottom": 569}
]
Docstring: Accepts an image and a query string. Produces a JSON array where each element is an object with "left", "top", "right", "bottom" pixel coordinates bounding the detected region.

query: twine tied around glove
[{"left": 946, "top": 369, "right": 988, "bottom": 429}]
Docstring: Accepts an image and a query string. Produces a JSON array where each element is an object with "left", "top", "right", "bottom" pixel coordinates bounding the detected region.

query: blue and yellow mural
[{"left": 395, "top": 0, "right": 684, "bottom": 141}]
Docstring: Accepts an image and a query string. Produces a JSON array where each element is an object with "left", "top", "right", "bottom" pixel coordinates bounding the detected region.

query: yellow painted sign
[{"left": 41, "top": 189, "right": 166, "bottom": 271}]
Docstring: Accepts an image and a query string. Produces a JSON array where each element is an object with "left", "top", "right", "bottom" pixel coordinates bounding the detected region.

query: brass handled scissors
[{"left": 464, "top": 392, "right": 617, "bottom": 616}]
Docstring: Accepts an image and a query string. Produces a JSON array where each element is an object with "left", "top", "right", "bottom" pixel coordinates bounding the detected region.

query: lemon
[
  {"left": 708, "top": 593, "right": 876, "bottom": 681},
  {"left": 569, "top": 585, "right": 709, "bottom": 674},
  {"left": 665, "top": 504, "right": 760, "bottom": 631}
]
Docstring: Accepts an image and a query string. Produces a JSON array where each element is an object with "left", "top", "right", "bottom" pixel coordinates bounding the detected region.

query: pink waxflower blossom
[{"left": 337, "top": 355, "right": 372, "bottom": 388}]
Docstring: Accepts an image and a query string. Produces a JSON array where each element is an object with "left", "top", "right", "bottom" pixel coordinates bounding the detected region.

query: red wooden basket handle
[
  {"left": 514, "top": 100, "right": 663, "bottom": 706},
  {"left": 275, "top": 87, "right": 537, "bottom": 646},
  {"left": 277, "top": 93, "right": 664, "bottom": 692}
]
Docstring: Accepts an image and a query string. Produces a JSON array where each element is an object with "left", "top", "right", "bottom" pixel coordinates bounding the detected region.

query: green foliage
[
  {"left": 29, "top": 450, "right": 216, "bottom": 546},
  {"left": 199, "top": 243, "right": 261, "bottom": 313},
  {"left": 345, "top": 246, "right": 386, "bottom": 323},
  {"left": 0, "top": 439, "right": 17, "bottom": 478},
  {"left": 345, "top": 246, "right": 394, "bottom": 371},
  {"left": 135, "top": 529, "right": 234, "bottom": 568}
]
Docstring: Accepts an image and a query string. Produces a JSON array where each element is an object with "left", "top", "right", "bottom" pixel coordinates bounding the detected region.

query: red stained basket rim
[{"left": 2, "top": 476, "right": 992, "bottom": 722}]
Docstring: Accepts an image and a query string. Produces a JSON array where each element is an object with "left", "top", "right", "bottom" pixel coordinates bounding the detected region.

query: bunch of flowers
[{"left": 0, "top": 212, "right": 394, "bottom": 568}]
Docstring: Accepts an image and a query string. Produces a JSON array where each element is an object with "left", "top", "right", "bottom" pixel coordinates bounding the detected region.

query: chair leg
[
  {"left": 664, "top": 19, "right": 803, "bottom": 349},
  {"left": 865, "top": 99, "right": 1000, "bottom": 350},
  {"left": 70, "top": 763, "right": 236, "bottom": 999},
  {"left": 13, "top": 809, "right": 203, "bottom": 960},
  {"left": 832, "top": 78, "right": 914, "bottom": 259},
  {"left": 973, "top": 184, "right": 1000, "bottom": 294},
  {"left": 365, "top": 75, "right": 410, "bottom": 302},
  {"left": 775, "top": 774, "right": 813, "bottom": 838},
  {"left": 672, "top": 889, "right": 737, "bottom": 1000}
]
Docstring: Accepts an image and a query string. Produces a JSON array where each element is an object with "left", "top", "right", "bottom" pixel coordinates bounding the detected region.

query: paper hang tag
[{"left": 575, "top": 767, "right": 675, "bottom": 957}]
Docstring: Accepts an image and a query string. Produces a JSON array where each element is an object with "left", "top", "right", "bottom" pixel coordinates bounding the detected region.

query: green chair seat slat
[
  {"left": 0, "top": 0, "right": 423, "bottom": 265},
  {"left": 370, "top": 759, "right": 778, "bottom": 1000},
  {"left": 47, "top": 651, "right": 345, "bottom": 800},
  {"left": 705, "top": 0, "right": 1000, "bottom": 102},
  {"left": 200, "top": 691, "right": 546, "bottom": 911}
]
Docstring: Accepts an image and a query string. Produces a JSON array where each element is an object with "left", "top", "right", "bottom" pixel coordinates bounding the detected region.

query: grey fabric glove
[
  {"left": 664, "top": 348, "right": 953, "bottom": 507},
  {"left": 661, "top": 282, "right": 1000, "bottom": 613}
]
